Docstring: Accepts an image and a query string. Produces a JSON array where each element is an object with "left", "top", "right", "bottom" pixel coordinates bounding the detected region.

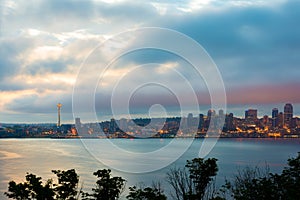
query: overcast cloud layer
[{"left": 0, "top": 0, "right": 300, "bottom": 123}]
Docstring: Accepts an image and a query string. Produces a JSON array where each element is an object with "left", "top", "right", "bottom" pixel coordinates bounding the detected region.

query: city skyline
[
  {"left": 1, "top": 0, "right": 300, "bottom": 123},
  {"left": 1, "top": 102, "right": 299, "bottom": 125},
  {"left": 2, "top": 102, "right": 300, "bottom": 124},
  {"left": 1, "top": 102, "right": 300, "bottom": 138}
]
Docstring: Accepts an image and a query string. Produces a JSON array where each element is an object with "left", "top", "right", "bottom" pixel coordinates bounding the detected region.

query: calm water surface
[{"left": 0, "top": 138, "right": 299, "bottom": 199}]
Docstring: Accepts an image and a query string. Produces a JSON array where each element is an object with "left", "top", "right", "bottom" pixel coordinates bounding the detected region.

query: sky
[{"left": 0, "top": 0, "right": 300, "bottom": 123}]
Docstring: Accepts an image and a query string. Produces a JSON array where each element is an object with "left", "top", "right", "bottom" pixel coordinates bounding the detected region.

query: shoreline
[{"left": 0, "top": 136, "right": 299, "bottom": 139}]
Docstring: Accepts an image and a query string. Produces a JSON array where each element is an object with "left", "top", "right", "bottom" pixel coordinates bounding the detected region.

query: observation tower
[{"left": 57, "top": 103, "right": 62, "bottom": 127}]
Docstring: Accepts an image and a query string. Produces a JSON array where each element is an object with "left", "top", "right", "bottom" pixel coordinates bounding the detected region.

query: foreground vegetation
[{"left": 5, "top": 153, "right": 300, "bottom": 200}]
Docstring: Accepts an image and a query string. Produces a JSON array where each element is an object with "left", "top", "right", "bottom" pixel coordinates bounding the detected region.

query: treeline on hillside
[{"left": 5, "top": 152, "right": 300, "bottom": 200}]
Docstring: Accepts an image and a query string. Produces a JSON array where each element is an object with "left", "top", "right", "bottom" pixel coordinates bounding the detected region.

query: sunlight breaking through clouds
[{"left": 0, "top": 0, "right": 299, "bottom": 122}]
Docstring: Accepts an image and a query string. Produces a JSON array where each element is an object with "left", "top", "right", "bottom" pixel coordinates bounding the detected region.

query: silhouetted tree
[
  {"left": 166, "top": 166, "right": 191, "bottom": 200},
  {"left": 219, "top": 166, "right": 274, "bottom": 200},
  {"left": 5, "top": 173, "right": 54, "bottom": 200},
  {"left": 186, "top": 158, "right": 218, "bottom": 200},
  {"left": 126, "top": 182, "right": 167, "bottom": 200},
  {"left": 81, "top": 169, "right": 126, "bottom": 200},
  {"left": 7, "top": 153, "right": 298, "bottom": 200},
  {"left": 5, "top": 180, "right": 30, "bottom": 200},
  {"left": 167, "top": 158, "right": 218, "bottom": 200},
  {"left": 5, "top": 169, "right": 79, "bottom": 200},
  {"left": 219, "top": 152, "right": 300, "bottom": 200},
  {"left": 280, "top": 152, "right": 300, "bottom": 199},
  {"left": 52, "top": 169, "right": 79, "bottom": 199}
]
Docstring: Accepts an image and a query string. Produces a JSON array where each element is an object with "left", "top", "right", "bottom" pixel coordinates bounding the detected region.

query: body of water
[{"left": 0, "top": 138, "right": 299, "bottom": 199}]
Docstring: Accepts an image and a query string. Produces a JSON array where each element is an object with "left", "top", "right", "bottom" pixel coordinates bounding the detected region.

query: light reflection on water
[{"left": 0, "top": 138, "right": 299, "bottom": 199}]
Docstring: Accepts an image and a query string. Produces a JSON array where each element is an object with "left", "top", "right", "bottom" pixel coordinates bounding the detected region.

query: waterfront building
[
  {"left": 284, "top": 103, "right": 293, "bottom": 128},
  {"left": 75, "top": 117, "right": 81, "bottom": 133},
  {"left": 187, "top": 113, "right": 193, "bottom": 128},
  {"left": 110, "top": 118, "right": 117, "bottom": 133},
  {"left": 119, "top": 118, "right": 128, "bottom": 132},
  {"left": 278, "top": 112, "right": 284, "bottom": 128},
  {"left": 198, "top": 114, "right": 204, "bottom": 130},
  {"left": 245, "top": 109, "right": 257, "bottom": 125},
  {"left": 207, "top": 109, "right": 216, "bottom": 119},
  {"left": 272, "top": 108, "right": 279, "bottom": 128},
  {"left": 219, "top": 109, "right": 224, "bottom": 117},
  {"left": 225, "top": 113, "right": 235, "bottom": 131}
]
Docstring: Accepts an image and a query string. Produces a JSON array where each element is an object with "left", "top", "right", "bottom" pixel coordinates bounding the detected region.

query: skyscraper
[
  {"left": 207, "top": 109, "right": 216, "bottom": 119},
  {"left": 74, "top": 117, "right": 81, "bottom": 134},
  {"left": 245, "top": 109, "right": 257, "bottom": 119},
  {"left": 110, "top": 118, "right": 117, "bottom": 133},
  {"left": 245, "top": 109, "right": 257, "bottom": 124},
  {"left": 187, "top": 113, "right": 196, "bottom": 128},
  {"left": 119, "top": 118, "right": 128, "bottom": 132},
  {"left": 198, "top": 114, "right": 204, "bottom": 130},
  {"left": 225, "top": 113, "right": 234, "bottom": 131},
  {"left": 284, "top": 103, "right": 293, "bottom": 128},
  {"left": 272, "top": 108, "right": 279, "bottom": 128},
  {"left": 263, "top": 115, "right": 269, "bottom": 126},
  {"left": 207, "top": 109, "right": 216, "bottom": 128},
  {"left": 278, "top": 112, "right": 284, "bottom": 128},
  {"left": 75, "top": 117, "right": 81, "bottom": 128},
  {"left": 218, "top": 109, "right": 224, "bottom": 117}
]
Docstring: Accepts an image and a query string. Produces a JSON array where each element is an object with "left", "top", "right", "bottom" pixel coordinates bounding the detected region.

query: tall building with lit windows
[
  {"left": 187, "top": 113, "right": 193, "bottom": 128},
  {"left": 278, "top": 112, "right": 284, "bottom": 128},
  {"left": 272, "top": 108, "right": 279, "bottom": 128},
  {"left": 207, "top": 109, "right": 216, "bottom": 128},
  {"left": 245, "top": 109, "right": 257, "bottom": 124},
  {"left": 75, "top": 117, "right": 81, "bottom": 133},
  {"left": 198, "top": 114, "right": 204, "bottom": 130},
  {"left": 225, "top": 113, "right": 234, "bottom": 131},
  {"left": 207, "top": 109, "right": 216, "bottom": 119},
  {"left": 284, "top": 103, "right": 293, "bottom": 128},
  {"left": 110, "top": 118, "right": 117, "bottom": 133}
]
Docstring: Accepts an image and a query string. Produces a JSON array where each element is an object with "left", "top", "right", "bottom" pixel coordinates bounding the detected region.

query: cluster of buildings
[
  {"left": 0, "top": 103, "right": 299, "bottom": 138},
  {"left": 73, "top": 103, "right": 299, "bottom": 138},
  {"left": 222, "top": 103, "right": 299, "bottom": 138},
  {"left": 0, "top": 123, "right": 77, "bottom": 138}
]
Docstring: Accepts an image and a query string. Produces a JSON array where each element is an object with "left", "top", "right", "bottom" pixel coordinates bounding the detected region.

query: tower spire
[{"left": 57, "top": 103, "right": 62, "bottom": 127}]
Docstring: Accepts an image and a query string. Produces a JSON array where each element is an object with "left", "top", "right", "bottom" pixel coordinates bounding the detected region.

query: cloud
[
  {"left": 0, "top": 37, "right": 30, "bottom": 79},
  {"left": 5, "top": 90, "right": 73, "bottom": 114},
  {"left": 1, "top": 0, "right": 300, "bottom": 123},
  {"left": 1, "top": 0, "right": 158, "bottom": 35},
  {"left": 162, "top": 0, "right": 300, "bottom": 88}
]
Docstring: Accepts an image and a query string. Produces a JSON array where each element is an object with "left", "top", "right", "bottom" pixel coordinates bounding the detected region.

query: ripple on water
[{"left": 0, "top": 150, "right": 21, "bottom": 160}]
